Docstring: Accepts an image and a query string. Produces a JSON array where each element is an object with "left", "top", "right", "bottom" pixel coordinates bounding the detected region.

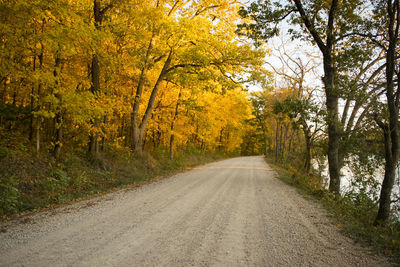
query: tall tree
[
  {"left": 370, "top": 0, "right": 400, "bottom": 224},
  {"left": 238, "top": 0, "right": 369, "bottom": 195},
  {"left": 88, "top": 0, "right": 114, "bottom": 155}
]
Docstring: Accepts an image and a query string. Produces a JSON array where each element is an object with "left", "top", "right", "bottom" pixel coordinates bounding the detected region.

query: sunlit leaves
[{"left": 0, "top": 0, "right": 267, "bottom": 157}]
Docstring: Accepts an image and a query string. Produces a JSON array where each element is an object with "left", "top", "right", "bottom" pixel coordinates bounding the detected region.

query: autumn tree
[
  {"left": 250, "top": 90, "right": 271, "bottom": 156},
  {"left": 121, "top": 0, "right": 266, "bottom": 155}
]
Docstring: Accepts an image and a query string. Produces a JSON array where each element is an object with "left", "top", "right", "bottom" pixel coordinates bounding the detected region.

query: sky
[{"left": 249, "top": 23, "right": 324, "bottom": 100}]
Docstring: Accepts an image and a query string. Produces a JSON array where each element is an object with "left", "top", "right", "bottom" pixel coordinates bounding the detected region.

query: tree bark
[
  {"left": 131, "top": 35, "right": 154, "bottom": 154},
  {"left": 101, "top": 115, "right": 107, "bottom": 152},
  {"left": 376, "top": 126, "right": 396, "bottom": 224},
  {"left": 88, "top": 53, "right": 100, "bottom": 155},
  {"left": 35, "top": 43, "right": 44, "bottom": 155},
  {"left": 293, "top": 0, "right": 340, "bottom": 195},
  {"left": 170, "top": 88, "right": 182, "bottom": 159},
  {"left": 263, "top": 128, "right": 268, "bottom": 156},
  {"left": 302, "top": 121, "right": 312, "bottom": 173},
  {"left": 88, "top": 0, "right": 113, "bottom": 155},
  {"left": 274, "top": 119, "right": 279, "bottom": 161},
  {"left": 132, "top": 49, "right": 174, "bottom": 155},
  {"left": 35, "top": 125, "right": 40, "bottom": 154},
  {"left": 53, "top": 54, "right": 62, "bottom": 160},
  {"left": 375, "top": 0, "right": 400, "bottom": 225},
  {"left": 324, "top": 58, "right": 341, "bottom": 194},
  {"left": 29, "top": 56, "right": 36, "bottom": 141}
]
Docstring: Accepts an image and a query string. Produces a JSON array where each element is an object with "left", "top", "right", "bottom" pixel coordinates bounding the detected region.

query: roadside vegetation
[{"left": 0, "top": 141, "right": 225, "bottom": 217}]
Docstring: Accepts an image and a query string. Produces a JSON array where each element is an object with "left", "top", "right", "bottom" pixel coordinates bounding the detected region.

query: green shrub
[
  {"left": 40, "top": 168, "right": 70, "bottom": 201},
  {"left": 69, "top": 170, "right": 89, "bottom": 191},
  {"left": 0, "top": 176, "right": 20, "bottom": 215}
]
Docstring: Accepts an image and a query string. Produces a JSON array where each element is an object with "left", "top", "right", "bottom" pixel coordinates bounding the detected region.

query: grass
[
  {"left": 0, "top": 145, "right": 225, "bottom": 219},
  {"left": 265, "top": 156, "right": 400, "bottom": 263}
]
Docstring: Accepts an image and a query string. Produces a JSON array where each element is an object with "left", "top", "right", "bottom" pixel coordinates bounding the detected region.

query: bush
[
  {"left": 40, "top": 168, "right": 70, "bottom": 202},
  {"left": 0, "top": 176, "right": 19, "bottom": 215}
]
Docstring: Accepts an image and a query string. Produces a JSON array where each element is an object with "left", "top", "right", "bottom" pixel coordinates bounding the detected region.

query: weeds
[
  {"left": 0, "top": 176, "right": 19, "bottom": 215},
  {"left": 0, "top": 145, "right": 225, "bottom": 218}
]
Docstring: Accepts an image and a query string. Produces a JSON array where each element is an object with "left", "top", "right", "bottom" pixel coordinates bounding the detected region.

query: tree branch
[
  {"left": 292, "top": 0, "right": 326, "bottom": 51},
  {"left": 373, "top": 113, "right": 388, "bottom": 130}
]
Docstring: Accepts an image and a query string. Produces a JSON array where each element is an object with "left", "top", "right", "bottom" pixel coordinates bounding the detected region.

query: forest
[{"left": 1, "top": 0, "right": 400, "bottom": 253}]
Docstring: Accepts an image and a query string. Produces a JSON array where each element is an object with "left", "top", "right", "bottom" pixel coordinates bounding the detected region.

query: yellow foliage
[{"left": 0, "top": 0, "right": 266, "bottom": 156}]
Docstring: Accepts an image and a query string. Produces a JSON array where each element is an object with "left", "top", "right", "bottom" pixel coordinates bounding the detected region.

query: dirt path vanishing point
[{"left": 0, "top": 156, "right": 391, "bottom": 266}]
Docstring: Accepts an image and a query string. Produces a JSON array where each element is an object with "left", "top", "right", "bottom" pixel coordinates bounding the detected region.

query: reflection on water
[{"left": 313, "top": 158, "right": 400, "bottom": 219}]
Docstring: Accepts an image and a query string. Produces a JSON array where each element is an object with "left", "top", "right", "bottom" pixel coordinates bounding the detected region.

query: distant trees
[{"left": 248, "top": 45, "right": 324, "bottom": 173}]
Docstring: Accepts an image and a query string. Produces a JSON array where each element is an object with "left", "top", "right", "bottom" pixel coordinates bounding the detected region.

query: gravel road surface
[{"left": 0, "top": 156, "right": 390, "bottom": 266}]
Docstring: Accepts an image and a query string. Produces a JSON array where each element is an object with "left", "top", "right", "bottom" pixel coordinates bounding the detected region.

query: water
[{"left": 313, "top": 158, "right": 400, "bottom": 219}]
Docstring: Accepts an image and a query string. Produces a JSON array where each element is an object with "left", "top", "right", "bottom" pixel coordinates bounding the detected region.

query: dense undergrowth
[
  {"left": 265, "top": 156, "right": 400, "bottom": 262},
  {"left": 0, "top": 143, "right": 225, "bottom": 218}
]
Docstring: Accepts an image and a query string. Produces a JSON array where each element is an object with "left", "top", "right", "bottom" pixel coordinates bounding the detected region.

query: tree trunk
[
  {"left": 53, "top": 111, "right": 63, "bottom": 160},
  {"left": 263, "top": 130, "right": 268, "bottom": 156},
  {"left": 324, "top": 63, "right": 341, "bottom": 194},
  {"left": 274, "top": 119, "right": 279, "bottom": 161},
  {"left": 375, "top": 127, "right": 396, "bottom": 224},
  {"left": 170, "top": 89, "right": 182, "bottom": 159},
  {"left": 53, "top": 54, "right": 62, "bottom": 160},
  {"left": 88, "top": 54, "right": 100, "bottom": 155},
  {"left": 29, "top": 56, "right": 36, "bottom": 141},
  {"left": 36, "top": 124, "right": 40, "bottom": 155},
  {"left": 288, "top": 129, "right": 294, "bottom": 154},
  {"left": 283, "top": 123, "right": 289, "bottom": 157},
  {"left": 131, "top": 35, "right": 154, "bottom": 154},
  {"left": 133, "top": 127, "right": 145, "bottom": 155},
  {"left": 132, "top": 49, "right": 173, "bottom": 155},
  {"left": 100, "top": 115, "right": 107, "bottom": 152},
  {"left": 375, "top": 0, "right": 400, "bottom": 225},
  {"left": 218, "top": 128, "right": 224, "bottom": 152},
  {"left": 88, "top": 0, "right": 112, "bottom": 155},
  {"left": 293, "top": 0, "right": 341, "bottom": 195},
  {"left": 304, "top": 133, "right": 312, "bottom": 173},
  {"left": 35, "top": 45, "right": 44, "bottom": 155},
  {"left": 302, "top": 122, "right": 312, "bottom": 173}
]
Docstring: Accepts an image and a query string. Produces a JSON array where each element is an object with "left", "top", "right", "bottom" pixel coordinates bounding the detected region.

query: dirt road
[{"left": 0, "top": 156, "right": 390, "bottom": 266}]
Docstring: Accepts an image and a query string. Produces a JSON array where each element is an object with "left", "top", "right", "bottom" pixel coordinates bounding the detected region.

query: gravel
[{"left": 0, "top": 156, "right": 391, "bottom": 266}]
